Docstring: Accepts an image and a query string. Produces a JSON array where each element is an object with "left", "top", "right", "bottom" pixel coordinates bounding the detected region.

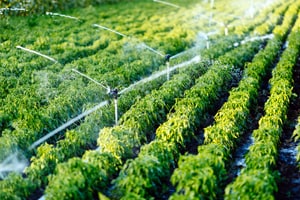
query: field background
[{"left": 1, "top": 0, "right": 300, "bottom": 199}]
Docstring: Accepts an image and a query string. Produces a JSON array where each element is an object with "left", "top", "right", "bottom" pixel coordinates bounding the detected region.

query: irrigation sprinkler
[
  {"left": 71, "top": 69, "right": 120, "bottom": 125},
  {"left": 153, "top": 0, "right": 180, "bottom": 8},
  {"left": 165, "top": 54, "right": 171, "bottom": 80},
  {"left": 109, "top": 89, "right": 119, "bottom": 126},
  {"left": 46, "top": 12, "right": 80, "bottom": 21},
  {"left": 16, "top": 46, "right": 58, "bottom": 63}
]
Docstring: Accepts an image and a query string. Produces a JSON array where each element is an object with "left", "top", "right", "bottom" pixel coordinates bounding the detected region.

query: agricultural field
[{"left": 1, "top": 0, "right": 300, "bottom": 199}]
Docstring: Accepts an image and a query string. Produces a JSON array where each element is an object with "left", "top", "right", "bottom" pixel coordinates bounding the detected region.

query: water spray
[
  {"left": 92, "top": 24, "right": 127, "bottom": 37},
  {"left": 153, "top": 0, "right": 180, "bottom": 9},
  {"left": 71, "top": 69, "right": 119, "bottom": 125},
  {"left": 46, "top": 12, "right": 80, "bottom": 21},
  {"left": 71, "top": 69, "right": 110, "bottom": 92},
  {"left": 0, "top": 152, "right": 28, "bottom": 179},
  {"left": 29, "top": 100, "right": 109, "bottom": 150},
  {"left": 16, "top": 46, "right": 58, "bottom": 63}
]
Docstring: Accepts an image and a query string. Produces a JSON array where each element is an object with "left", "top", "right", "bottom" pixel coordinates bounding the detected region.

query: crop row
[
  {"left": 0, "top": 0, "right": 290, "bottom": 199},
  {"left": 1, "top": 1, "right": 211, "bottom": 158},
  {"left": 43, "top": 52, "right": 211, "bottom": 199},
  {"left": 0, "top": 17, "right": 268, "bottom": 199},
  {"left": 0, "top": 5, "right": 256, "bottom": 200},
  {"left": 293, "top": 117, "right": 300, "bottom": 167},
  {"left": 2, "top": 0, "right": 288, "bottom": 199},
  {"left": 0, "top": 0, "right": 239, "bottom": 158},
  {"left": 42, "top": 15, "right": 273, "bottom": 197},
  {"left": 169, "top": 1, "right": 300, "bottom": 199},
  {"left": 39, "top": 1, "right": 293, "bottom": 197},
  {"left": 109, "top": 39, "right": 261, "bottom": 199},
  {"left": 225, "top": 4, "right": 300, "bottom": 199}
]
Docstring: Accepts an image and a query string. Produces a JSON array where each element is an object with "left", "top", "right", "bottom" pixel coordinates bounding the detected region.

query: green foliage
[
  {"left": 225, "top": 169, "right": 279, "bottom": 200},
  {"left": 225, "top": 2, "right": 300, "bottom": 199},
  {"left": 46, "top": 158, "right": 108, "bottom": 200},
  {"left": 0, "top": 173, "right": 36, "bottom": 200}
]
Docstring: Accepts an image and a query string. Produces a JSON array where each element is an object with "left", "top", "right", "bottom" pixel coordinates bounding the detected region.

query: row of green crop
[
  {"left": 18, "top": 0, "right": 286, "bottom": 199},
  {"left": 105, "top": 2, "right": 292, "bottom": 193},
  {"left": 0, "top": 0, "right": 261, "bottom": 137},
  {"left": 0, "top": 72, "right": 165, "bottom": 200},
  {"left": 40, "top": 11, "right": 272, "bottom": 198},
  {"left": 293, "top": 117, "right": 300, "bottom": 167},
  {"left": 110, "top": 40, "right": 261, "bottom": 199},
  {"left": 169, "top": 1, "right": 299, "bottom": 199},
  {"left": 0, "top": 25, "right": 252, "bottom": 200},
  {"left": 43, "top": 53, "right": 209, "bottom": 200},
  {"left": 1, "top": 0, "right": 207, "bottom": 157},
  {"left": 225, "top": 5, "right": 300, "bottom": 199},
  {"left": 0, "top": 0, "right": 224, "bottom": 143},
  {"left": 0, "top": 0, "right": 253, "bottom": 196}
]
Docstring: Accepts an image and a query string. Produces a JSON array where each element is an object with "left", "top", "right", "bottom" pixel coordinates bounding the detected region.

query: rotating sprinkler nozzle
[
  {"left": 109, "top": 88, "right": 119, "bottom": 99},
  {"left": 164, "top": 54, "right": 172, "bottom": 63}
]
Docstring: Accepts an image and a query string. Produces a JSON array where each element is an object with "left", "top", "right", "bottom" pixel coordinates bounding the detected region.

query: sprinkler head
[
  {"left": 164, "top": 54, "right": 172, "bottom": 63},
  {"left": 109, "top": 88, "right": 118, "bottom": 99}
]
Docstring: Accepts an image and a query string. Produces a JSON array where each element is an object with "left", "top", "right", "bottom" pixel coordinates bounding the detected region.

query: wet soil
[{"left": 275, "top": 57, "right": 300, "bottom": 200}]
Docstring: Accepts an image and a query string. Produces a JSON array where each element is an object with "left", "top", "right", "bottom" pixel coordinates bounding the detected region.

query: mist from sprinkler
[
  {"left": 14, "top": 46, "right": 112, "bottom": 150},
  {"left": 0, "top": 152, "right": 28, "bottom": 179},
  {"left": 233, "top": 33, "right": 274, "bottom": 47},
  {"left": 9, "top": 16, "right": 205, "bottom": 178},
  {"left": 71, "top": 69, "right": 110, "bottom": 93},
  {"left": 93, "top": 23, "right": 164, "bottom": 57},
  {"left": 92, "top": 23, "right": 172, "bottom": 81}
]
